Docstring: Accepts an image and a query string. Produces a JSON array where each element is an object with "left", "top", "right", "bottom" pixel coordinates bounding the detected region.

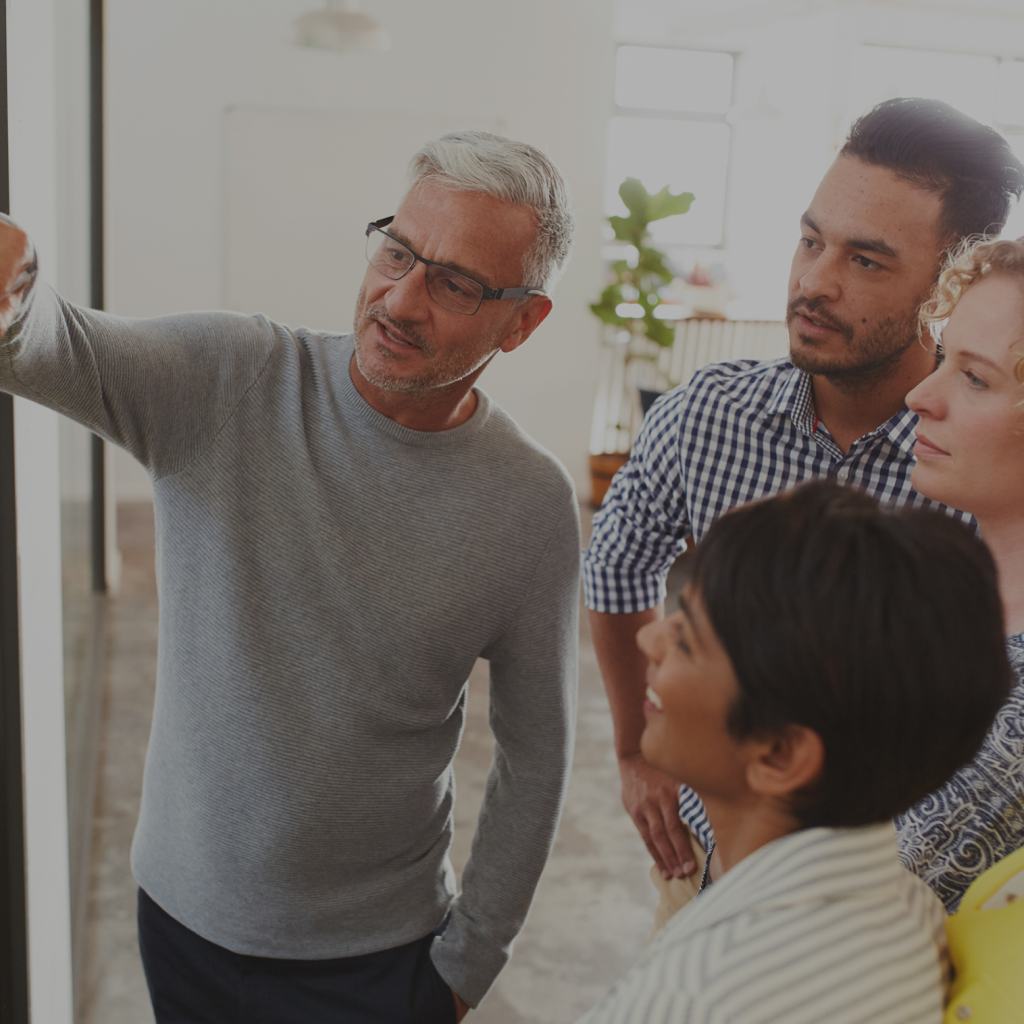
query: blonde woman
[{"left": 898, "top": 237, "right": 1024, "bottom": 912}]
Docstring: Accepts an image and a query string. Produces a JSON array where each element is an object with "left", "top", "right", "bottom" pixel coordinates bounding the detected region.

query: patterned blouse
[{"left": 896, "top": 632, "right": 1024, "bottom": 912}]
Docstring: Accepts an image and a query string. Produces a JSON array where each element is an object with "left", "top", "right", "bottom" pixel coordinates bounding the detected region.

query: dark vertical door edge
[
  {"left": 89, "top": 0, "right": 106, "bottom": 593},
  {"left": 0, "top": 0, "right": 31, "bottom": 1017}
]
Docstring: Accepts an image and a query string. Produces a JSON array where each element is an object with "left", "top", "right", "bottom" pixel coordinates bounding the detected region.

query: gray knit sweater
[{"left": 1, "top": 279, "right": 580, "bottom": 1005}]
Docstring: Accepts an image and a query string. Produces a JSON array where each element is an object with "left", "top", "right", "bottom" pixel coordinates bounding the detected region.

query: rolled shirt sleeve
[{"left": 583, "top": 391, "right": 692, "bottom": 614}]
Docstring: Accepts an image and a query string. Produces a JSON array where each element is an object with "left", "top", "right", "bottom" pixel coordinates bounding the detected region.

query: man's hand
[
  {"left": 0, "top": 218, "right": 36, "bottom": 336},
  {"left": 453, "top": 989, "right": 470, "bottom": 1021},
  {"left": 619, "top": 751, "right": 698, "bottom": 879},
  {"left": 589, "top": 607, "right": 700, "bottom": 879}
]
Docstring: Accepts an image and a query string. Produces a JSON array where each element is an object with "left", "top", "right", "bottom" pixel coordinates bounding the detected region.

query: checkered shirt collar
[{"left": 764, "top": 364, "right": 918, "bottom": 455}]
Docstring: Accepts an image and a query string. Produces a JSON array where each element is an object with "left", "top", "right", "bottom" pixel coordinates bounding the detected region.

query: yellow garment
[
  {"left": 944, "top": 845, "right": 1024, "bottom": 1023},
  {"left": 647, "top": 841, "right": 709, "bottom": 943}
]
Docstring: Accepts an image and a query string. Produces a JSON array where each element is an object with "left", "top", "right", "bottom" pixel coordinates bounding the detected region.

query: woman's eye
[
  {"left": 666, "top": 619, "right": 691, "bottom": 654},
  {"left": 963, "top": 369, "right": 989, "bottom": 389}
]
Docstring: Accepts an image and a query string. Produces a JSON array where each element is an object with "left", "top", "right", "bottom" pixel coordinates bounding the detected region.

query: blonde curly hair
[{"left": 920, "top": 236, "right": 1024, "bottom": 392}]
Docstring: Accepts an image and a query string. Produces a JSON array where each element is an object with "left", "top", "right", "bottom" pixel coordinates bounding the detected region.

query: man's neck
[
  {"left": 348, "top": 353, "right": 485, "bottom": 432},
  {"left": 811, "top": 342, "right": 936, "bottom": 455}
]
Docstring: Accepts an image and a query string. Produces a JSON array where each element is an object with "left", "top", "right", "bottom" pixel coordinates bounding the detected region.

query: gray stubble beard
[
  {"left": 787, "top": 297, "right": 926, "bottom": 394},
  {"left": 353, "top": 304, "right": 498, "bottom": 394}
]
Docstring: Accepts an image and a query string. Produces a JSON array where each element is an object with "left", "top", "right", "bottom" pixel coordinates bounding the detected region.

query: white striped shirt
[{"left": 576, "top": 825, "right": 948, "bottom": 1024}]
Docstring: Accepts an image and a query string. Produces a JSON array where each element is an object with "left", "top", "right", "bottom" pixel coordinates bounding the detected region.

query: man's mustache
[
  {"left": 785, "top": 296, "right": 855, "bottom": 340},
  {"left": 358, "top": 305, "right": 437, "bottom": 356}
]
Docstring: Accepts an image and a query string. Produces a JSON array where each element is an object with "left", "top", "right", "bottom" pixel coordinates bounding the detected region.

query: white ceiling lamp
[{"left": 293, "top": 0, "right": 391, "bottom": 54}]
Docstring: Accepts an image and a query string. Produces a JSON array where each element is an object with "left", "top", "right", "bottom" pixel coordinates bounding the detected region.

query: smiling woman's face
[
  {"left": 907, "top": 273, "right": 1024, "bottom": 525},
  {"left": 636, "top": 587, "right": 753, "bottom": 803}
]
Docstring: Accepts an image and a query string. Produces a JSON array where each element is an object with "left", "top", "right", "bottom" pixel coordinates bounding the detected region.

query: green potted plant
[{"left": 588, "top": 177, "right": 694, "bottom": 506}]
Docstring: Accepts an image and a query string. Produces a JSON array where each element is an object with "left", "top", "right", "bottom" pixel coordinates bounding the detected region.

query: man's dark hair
[
  {"left": 687, "top": 481, "right": 1012, "bottom": 829},
  {"left": 841, "top": 96, "right": 1024, "bottom": 244}
]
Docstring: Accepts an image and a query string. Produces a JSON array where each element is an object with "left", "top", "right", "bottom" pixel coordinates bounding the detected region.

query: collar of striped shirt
[
  {"left": 656, "top": 823, "right": 918, "bottom": 940},
  {"left": 578, "top": 823, "right": 948, "bottom": 1024}
]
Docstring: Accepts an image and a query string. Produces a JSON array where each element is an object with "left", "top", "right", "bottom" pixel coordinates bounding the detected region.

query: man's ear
[
  {"left": 499, "top": 296, "right": 553, "bottom": 354},
  {"left": 746, "top": 725, "right": 824, "bottom": 800}
]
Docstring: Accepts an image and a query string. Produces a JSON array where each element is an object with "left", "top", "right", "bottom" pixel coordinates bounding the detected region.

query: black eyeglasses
[{"left": 365, "top": 216, "right": 546, "bottom": 316}]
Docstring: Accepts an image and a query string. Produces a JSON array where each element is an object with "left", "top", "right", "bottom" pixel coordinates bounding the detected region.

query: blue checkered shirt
[{"left": 583, "top": 357, "right": 971, "bottom": 852}]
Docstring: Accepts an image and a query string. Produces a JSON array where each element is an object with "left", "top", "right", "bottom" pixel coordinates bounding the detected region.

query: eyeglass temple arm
[{"left": 483, "top": 286, "right": 548, "bottom": 300}]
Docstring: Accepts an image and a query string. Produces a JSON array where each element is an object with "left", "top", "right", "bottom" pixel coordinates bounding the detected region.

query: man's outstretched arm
[
  {"left": 0, "top": 214, "right": 278, "bottom": 477},
  {"left": 589, "top": 606, "right": 698, "bottom": 879},
  {"left": 0, "top": 217, "right": 36, "bottom": 334}
]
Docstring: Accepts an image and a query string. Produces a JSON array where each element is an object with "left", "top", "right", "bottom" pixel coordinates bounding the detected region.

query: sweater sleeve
[
  {"left": 430, "top": 487, "right": 581, "bottom": 1006},
  {"left": 0, "top": 275, "right": 276, "bottom": 478}
]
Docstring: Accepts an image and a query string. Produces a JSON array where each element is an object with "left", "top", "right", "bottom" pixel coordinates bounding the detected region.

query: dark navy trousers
[{"left": 137, "top": 888, "right": 457, "bottom": 1024}]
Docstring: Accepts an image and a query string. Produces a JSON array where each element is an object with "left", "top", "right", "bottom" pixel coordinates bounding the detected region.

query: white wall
[
  {"left": 7, "top": 0, "right": 76, "bottom": 1017},
  {"left": 104, "top": 0, "right": 615, "bottom": 496},
  {"left": 615, "top": 0, "right": 1024, "bottom": 320},
  {"left": 105, "top": 1, "right": 1024, "bottom": 487}
]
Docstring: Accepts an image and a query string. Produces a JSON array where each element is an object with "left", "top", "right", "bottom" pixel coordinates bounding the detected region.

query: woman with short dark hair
[{"left": 577, "top": 481, "right": 1011, "bottom": 1024}]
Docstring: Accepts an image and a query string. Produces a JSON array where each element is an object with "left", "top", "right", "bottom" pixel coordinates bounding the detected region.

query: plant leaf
[
  {"left": 636, "top": 247, "right": 673, "bottom": 283},
  {"left": 643, "top": 315, "right": 676, "bottom": 348},
  {"left": 608, "top": 215, "right": 645, "bottom": 245},
  {"left": 590, "top": 281, "right": 627, "bottom": 327},
  {"left": 646, "top": 185, "right": 695, "bottom": 223},
  {"left": 590, "top": 301, "right": 626, "bottom": 327},
  {"left": 618, "top": 177, "right": 650, "bottom": 220}
]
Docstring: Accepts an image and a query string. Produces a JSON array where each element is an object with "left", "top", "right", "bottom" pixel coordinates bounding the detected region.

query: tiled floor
[{"left": 79, "top": 502, "right": 660, "bottom": 1024}]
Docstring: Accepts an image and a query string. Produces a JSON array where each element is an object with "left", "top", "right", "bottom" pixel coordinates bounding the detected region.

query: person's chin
[
  {"left": 910, "top": 464, "right": 958, "bottom": 509},
  {"left": 789, "top": 346, "right": 832, "bottom": 374},
  {"left": 639, "top": 725, "right": 660, "bottom": 766},
  {"left": 354, "top": 341, "right": 412, "bottom": 392},
  {"left": 788, "top": 329, "right": 826, "bottom": 365},
  {"left": 788, "top": 340, "right": 861, "bottom": 378},
  {"left": 640, "top": 728, "right": 678, "bottom": 779}
]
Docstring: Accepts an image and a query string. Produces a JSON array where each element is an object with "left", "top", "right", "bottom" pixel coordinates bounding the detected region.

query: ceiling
[{"left": 615, "top": 0, "right": 1024, "bottom": 43}]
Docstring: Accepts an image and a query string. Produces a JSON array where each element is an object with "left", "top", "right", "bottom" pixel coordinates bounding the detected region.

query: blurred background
[
  {"left": 51, "top": 0, "right": 1024, "bottom": 507},
  {"left": 5, "top": 1, "right": 1024, "bottom": 1022},
  {"left": 96, "top": 0, "right": 1024, "bottom": 500}
]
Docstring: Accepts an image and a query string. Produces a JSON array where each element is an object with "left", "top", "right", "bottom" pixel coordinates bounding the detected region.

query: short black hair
[
  {"left": 841, "top": 96, "right": 1024, "bottom": 244},
  {"left": 687, "top": 481, "right": 1012, "bottom": 829}
]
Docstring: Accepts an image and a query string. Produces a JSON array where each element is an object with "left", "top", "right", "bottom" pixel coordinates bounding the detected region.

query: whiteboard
[{"left": 223, "top": 107, "right": 502, "bottom": 333}]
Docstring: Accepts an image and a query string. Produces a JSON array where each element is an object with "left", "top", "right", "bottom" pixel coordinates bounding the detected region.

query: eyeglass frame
[{"left": 364, "top": 216, "right": 547, "bottom": 316}]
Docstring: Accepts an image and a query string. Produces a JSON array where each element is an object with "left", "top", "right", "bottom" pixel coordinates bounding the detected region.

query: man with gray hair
[{"left": 0, "top": 131, "right": 579, "bottom": 1022}]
